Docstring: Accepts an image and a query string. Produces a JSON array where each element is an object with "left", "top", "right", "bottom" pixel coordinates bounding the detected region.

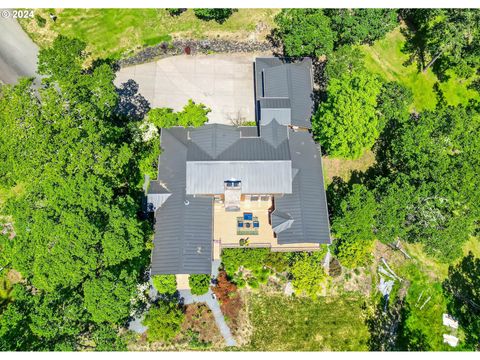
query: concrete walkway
[{"left": 179, "top": 288, "right": 237, "bottom": 347}]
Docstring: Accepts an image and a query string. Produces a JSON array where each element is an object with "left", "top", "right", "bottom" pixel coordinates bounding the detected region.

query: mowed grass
[
  {"left": 361, "top": 28, "right": 479, "bottom": 112},
  {"left": 245, "top": 293, "right": 370, "bottom": 351},
  {"left": 19, "top": 9, "right": 278, "bottom": 59}
]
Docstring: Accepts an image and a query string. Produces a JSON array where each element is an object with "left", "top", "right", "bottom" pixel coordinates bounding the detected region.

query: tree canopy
[
  {"left": 147, "top": 99, "right": 211, "bottom": 129},
  {"left": 325, "top": 9, "right": 398, "bottom": 46},
  {"left": 312, "top": 70, "right": 382, "bottom": 159},
  {"left": 0, "top": 36, "right": 152, "bottom": 349},
  {"left": 401, "top": 9, "right": 480, "bottom": 77},
  {"left": 274, "top": 9, "right": 335, "bottom": 58}
]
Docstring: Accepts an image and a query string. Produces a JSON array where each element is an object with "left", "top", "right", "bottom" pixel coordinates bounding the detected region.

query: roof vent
[{"left": 184, "top": 199, "right": 190, "bottom": 206}]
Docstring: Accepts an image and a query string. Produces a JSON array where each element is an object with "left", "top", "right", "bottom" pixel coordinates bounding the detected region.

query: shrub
[
  {"left": 35, "top": 14, "right": 47, "bottom": 28},
  {"left": 152, "top": 274, "right": 177, "bottom": 295},
  {"left": 193, "top": 8, "right": 236, "bottom": 23},
  {"left": 143, "top": 300, "right": 184, "bottom": 342},
  {"left": 189, "top": 274, "right": 211, "bottom": 295},
  {"left": 290, "top": 253, "right": 327, "bottom": 298},
  {"left": 166, "top": 8, "right": 185, "bottom": 16}
]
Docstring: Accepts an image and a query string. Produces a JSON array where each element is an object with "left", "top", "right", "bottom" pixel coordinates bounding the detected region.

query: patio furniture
[
  {"left": 253, "top": 221, "right": 259, "bottom": 228},
  {"left": 237, "top": 220, "right": 244, "bottom": 228},
  {"left": 246, "top": 222, "right": 251, "bottom": 228},
  {"left": 243, "top": 212, "right": 253, "bottom": 221}
]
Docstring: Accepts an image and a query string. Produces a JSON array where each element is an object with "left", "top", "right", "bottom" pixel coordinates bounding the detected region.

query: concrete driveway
[
  {"left": 115, "top": 54, "right": 256, "bottom": 124},
  {"left": 0, "top": 14, "right": 39, "bottom": 84}
]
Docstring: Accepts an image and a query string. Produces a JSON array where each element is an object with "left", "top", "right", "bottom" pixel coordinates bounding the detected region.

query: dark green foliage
[
  {"left": 312, "top": 70, "right": 382, "bottom": 159},
  {"left": 325, "top": 9, "right": 398, "bottom": 46},
  {"left": 375, "top": 81, "right": 413, "bottom": 136},
  {"left": 34, "top": 14, "right": 47, "bottom": 28},
  {"left": 273, "top": 9, "right": 335, "bottom": 58},
  {"left": 443, "top": 252, "right": 480, "bottom": 349},
  {"left": 333, "top": 184, "right": 377, "bottom": 269},
  {"left": 189, "top": 274, "right": 211, "bottom": 295},
  {"left": 401, "top": 9, "right": 480, "bottom": 77},
  {"left": 143, "top": 300, "right": 184, "bottom": 342},
  {"left": 193, "top": 8, "right": 236, "bottom": 23},
  {"left": 147, "top": 99, "right": 211, "bottom": 129},
  {"left": 374, "top": 104, "right": 480, "bottom": 261},
  {"left": 166, "top": 8, "right": 185, "bottom": 17},
  {"left": 152, "top": 274, "right": 177, "bottom": 295}
]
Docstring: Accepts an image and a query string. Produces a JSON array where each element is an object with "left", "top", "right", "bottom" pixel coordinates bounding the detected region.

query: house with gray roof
[{"left": 147, "top": 57, "right": 330, "bottom": 275}]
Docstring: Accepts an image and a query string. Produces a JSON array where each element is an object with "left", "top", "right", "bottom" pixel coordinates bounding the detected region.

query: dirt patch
[
  {"left": 212, "top": 271, "right": 244, "bottom": 335},
  {"left": 322, "top": 150, "right": 376, "bottom": 184},
  {"left": 181, "top": 303, "right": 224, "bottom": 347}
]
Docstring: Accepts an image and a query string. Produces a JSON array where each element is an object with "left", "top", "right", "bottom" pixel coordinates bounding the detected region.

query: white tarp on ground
[
  {"left": 443, "top": 334, "right": 459, "bottom": 347},
  {"left": 443, "top": 313, "right": 459, "bottom": 329}
]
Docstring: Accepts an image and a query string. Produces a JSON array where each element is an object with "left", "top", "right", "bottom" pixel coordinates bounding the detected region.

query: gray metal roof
[
  {"left": 272, "top": 131, "right": 331, "bottom": 244},
  {"left": 151, "top": 129, "right": 213, "bottom": 275},
  {"left": 259, "top": 98, "right": 291, "bottom": 109},
  {"left": 260, "top": 108, "right": 291, "bottom": 126},
  {"left": 186, "top": 160, "right": 292, "bottom": 195},
  {"left": 255, "top": 57, "right": 314, "bottom": 129}
]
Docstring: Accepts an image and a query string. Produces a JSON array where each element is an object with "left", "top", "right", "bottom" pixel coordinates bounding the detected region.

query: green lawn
[
  {"left": 245, "top": 293, "right": 370, "bottom": 351},
  {"left": 20, "top": 9, "right": 278, "bottom": 59},
  {"left": 362, "top": 28, "right": 479, "bottom": 112}
]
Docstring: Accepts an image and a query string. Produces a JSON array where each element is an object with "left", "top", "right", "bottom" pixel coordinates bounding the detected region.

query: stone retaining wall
[{"left": 119, "top": 39, "right": 274, "bottom": 67}]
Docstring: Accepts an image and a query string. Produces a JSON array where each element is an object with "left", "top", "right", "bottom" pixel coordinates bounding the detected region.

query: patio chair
[
  {"left": 237, "top": 220, "right": 244, "bottom": 228},
  {"left": 253, "top": 221, "right": 259, "bottom": 228}
]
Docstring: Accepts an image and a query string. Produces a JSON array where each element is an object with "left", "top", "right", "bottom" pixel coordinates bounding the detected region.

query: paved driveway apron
[
  {"left": 115, "top": 54, "right": 256, "bottom": 124},
  {"left": 0, "top": 14, "right": 39, "bottom": 84}
]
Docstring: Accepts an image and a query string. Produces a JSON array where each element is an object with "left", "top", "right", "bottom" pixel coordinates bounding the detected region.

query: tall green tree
[
  {"left": 402, "top": 9, "right": 480, "bottom": 77},
  {"left": 313, "top": 70, "right": 382, "bottom": 159},
  {"left": 274, "top": 9, "right": 335, "bottom": 58}
]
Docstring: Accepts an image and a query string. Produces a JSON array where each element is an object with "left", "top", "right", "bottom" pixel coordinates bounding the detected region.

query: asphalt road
[{"left": 0, "top": 12, "right": 39, "bottom": 84}]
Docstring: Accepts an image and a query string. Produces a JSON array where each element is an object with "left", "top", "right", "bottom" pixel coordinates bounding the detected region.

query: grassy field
[
  {"left": 322, "top": 149, "right": 375, "bottom": 185},
  {"left": 386, "top": 239, "right": 480, "bottom": 351},
  {"left": 362, "top": 28, "right": 479, "bottom": 112},
  {"left": 245, "top": 293, "right": 370, "bottom": 351},
  {"left": 19, "top": 9, "right": 278, "bottom": 59}
]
